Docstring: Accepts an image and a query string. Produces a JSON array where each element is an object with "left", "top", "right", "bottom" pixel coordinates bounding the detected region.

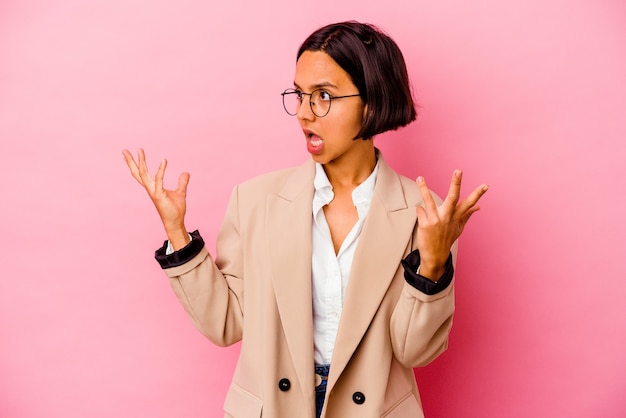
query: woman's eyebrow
[
  {"left": 293, "top": 81, "right": 339, "bottom": 90},
  {"left": 311, "top": 81, "right": 338, "bottom": 89}
]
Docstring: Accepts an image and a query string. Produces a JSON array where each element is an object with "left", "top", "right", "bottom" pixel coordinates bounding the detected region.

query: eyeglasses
[{"left": 281, "top": 88, "right": 360, "bottom": 118}]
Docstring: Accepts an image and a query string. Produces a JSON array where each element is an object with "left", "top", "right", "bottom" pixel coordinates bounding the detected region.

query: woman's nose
[{"left": 296, "top": 94, "right": 315, "bottom": 121}]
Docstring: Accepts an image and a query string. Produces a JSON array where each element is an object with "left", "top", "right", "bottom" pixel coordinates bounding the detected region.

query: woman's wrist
[
  {"left": 418, "top": 263, "right": 446, "bottom": 282},
  {"left": 417, "top": 254, "right": 449, "bottom": 281},
  {"left": 165, "top": 224, "right": 191, "bottom": 251}
]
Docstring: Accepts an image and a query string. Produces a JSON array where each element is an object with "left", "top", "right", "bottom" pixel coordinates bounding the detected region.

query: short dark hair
[{"left": 297, "top": 21, "right": 417, "bottom": 140}]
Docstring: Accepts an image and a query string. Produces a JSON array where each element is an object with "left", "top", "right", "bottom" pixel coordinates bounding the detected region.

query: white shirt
[{"left": 311, "top": 161, "right": 379, "bottom": 365}]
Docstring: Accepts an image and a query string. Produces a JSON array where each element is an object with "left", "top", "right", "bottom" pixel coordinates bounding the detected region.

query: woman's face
[{"left": 293, "top": 50, "right": 368, "bottom": 166}]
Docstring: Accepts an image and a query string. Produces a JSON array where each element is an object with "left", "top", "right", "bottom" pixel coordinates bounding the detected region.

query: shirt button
[
  {"left": 352, "top": 391, "right": 365, "bottom": 404},
  {"left": 278, "top": 378, "right": 291, "bottom": 392}
]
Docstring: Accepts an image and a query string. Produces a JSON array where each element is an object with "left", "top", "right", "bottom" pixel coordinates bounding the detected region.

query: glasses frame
[{"left": 281, "top": 88, "right": 360, "bottom": 118}]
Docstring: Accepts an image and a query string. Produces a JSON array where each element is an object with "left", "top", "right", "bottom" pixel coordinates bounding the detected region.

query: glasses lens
[
  {"left": 311, "top": 90, "right": 330, "bottom": 117},
  {"left": 281, "top": 89, "right": 332, "bottom": 117},
  {"left": 282, "top": 90, "right": 299, "bottom": 116}
]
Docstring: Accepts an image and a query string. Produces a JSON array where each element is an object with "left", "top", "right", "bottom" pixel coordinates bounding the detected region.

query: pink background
[{"left": 1, "top": 0, "right": 625, "bottom": 417}]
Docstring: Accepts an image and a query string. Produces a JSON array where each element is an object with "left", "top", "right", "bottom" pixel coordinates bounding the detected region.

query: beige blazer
[{"left": 162, "top": 154, "right": 456, "bottom": 418}]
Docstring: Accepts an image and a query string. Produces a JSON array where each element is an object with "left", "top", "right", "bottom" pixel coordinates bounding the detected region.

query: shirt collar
[{"left": 312, "top": 159, "right": 380, "bottom": 219}]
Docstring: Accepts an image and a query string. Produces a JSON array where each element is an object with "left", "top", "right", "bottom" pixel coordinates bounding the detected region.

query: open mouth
[
  {"left": 309, "top": 134, "right": 322, "bottom": 147},
  {"left": 305, "top": 130, "right": 324, "bottom": 154}
]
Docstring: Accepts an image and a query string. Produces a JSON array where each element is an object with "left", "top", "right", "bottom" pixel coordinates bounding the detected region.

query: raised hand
[
  {"left": 122, "top": 148, "right": 191, "bottom": 250},
  {"left": 415, "top": 170, "right": 488, "bottom": 280}
]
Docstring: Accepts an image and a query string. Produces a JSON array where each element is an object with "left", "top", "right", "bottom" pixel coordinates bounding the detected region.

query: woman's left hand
[{"left": 415, "top": 170, "right": 488, "bottom": 280}]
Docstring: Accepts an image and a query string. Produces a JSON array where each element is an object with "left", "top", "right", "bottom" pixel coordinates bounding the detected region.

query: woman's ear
[{"left": 362, "top": 103, "right": 370, "bottom": 120}]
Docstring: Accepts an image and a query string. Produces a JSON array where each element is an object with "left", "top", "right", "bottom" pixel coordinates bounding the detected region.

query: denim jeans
[{"left": 315, "top": 364, "right": 330, "bottom": 418}]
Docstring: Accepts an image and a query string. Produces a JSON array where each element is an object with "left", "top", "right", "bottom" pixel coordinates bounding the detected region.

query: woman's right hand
[{"left": 122, "top": 148, "right": 191, "bottom": 250}]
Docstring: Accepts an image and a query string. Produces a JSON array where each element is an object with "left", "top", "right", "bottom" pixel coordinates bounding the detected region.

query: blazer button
[
  {"left": 352, "top": 391, "right": 365, "bottom": 404},
  {"left": 278, "top": 378, "right": 291, "bottom": 392}
]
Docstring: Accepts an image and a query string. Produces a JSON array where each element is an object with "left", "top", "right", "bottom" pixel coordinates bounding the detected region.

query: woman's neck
[{"left": 323, "top": 142, "right": 377, "bottom": 189}]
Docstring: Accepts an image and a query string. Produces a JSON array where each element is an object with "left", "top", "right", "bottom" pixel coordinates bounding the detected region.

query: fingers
[
  {"left": 177, "top": 172, "right": 190, "bottom": 195},
  {"left": 137, "top": 148, "right": 149, "bottom": 182},
  {"left": 121, "top": 149, "right": 135, "bottom": 167},
  {"left": 443, "top": 170, "right": 462, "bottom": 209},
  {"left": 416, "top": 171, "right": 465, "bottom": 218},
  {"left": 416, "top": 170, "right": 488, "bottom": 224},
  {"left": 123, "top": 148, "right": 189, "bottom": 199},
  {"left": 415, "top": 176, "right": 438, "bottom": 214},
  {"left": 460, "top": 205, "right": 480, "bottom": 225},
  {"left": 122, "top": 149, "right": 142, "bottom": 183},
  {"left": 154, "top": 158, "right": 166, "bottom": 193},
  {"left": 457, "top": 183, "right": 489, "bottom": 217},
  {"left": 123, "top": 148, "right": 156, "bottom": 191},
  {"left": 137, "top": 148, "right": 162, "bottom": 193}
]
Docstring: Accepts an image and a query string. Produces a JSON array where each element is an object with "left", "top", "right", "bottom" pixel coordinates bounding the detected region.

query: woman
[{"left": 123, "top": 21, "right": 487, "bottom": 418}]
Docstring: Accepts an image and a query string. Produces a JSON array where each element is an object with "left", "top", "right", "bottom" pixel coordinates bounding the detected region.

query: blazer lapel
[
  {"left": 266, "top": 160, "right": 316, "bottom": 411},
  {"left": 327, "top": 156, "right": 418, "bottom": 390}
]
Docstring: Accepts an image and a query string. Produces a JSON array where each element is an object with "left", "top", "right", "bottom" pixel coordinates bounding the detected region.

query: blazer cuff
[
  {"left": 401, "top": 250, "right": 454, "bottom": 295},
  {"left": 155, "top": 230, "right": 205, "bottom": 269}
]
